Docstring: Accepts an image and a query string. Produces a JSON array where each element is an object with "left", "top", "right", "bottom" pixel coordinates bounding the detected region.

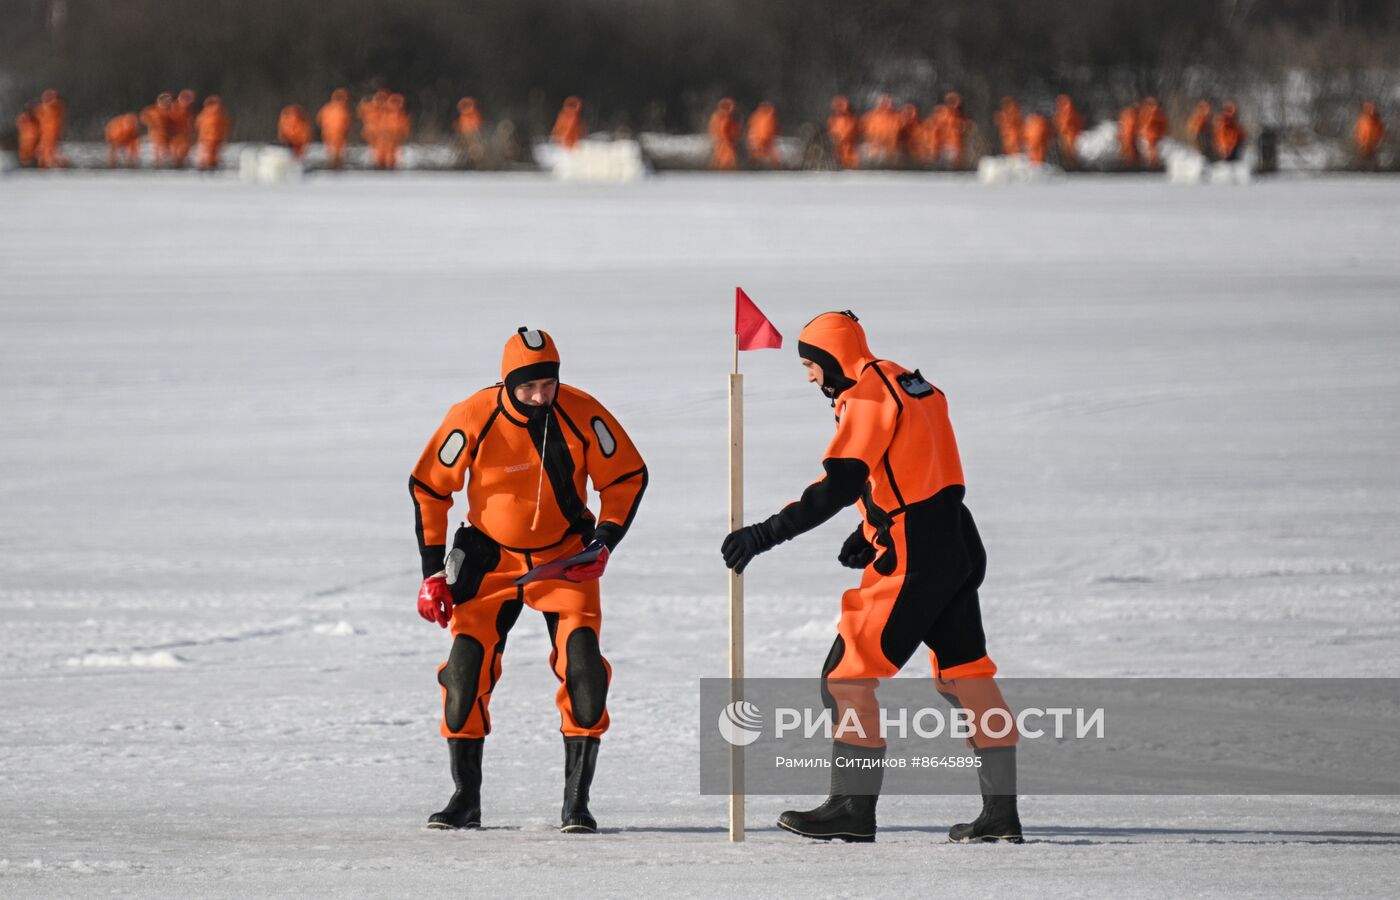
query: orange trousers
[{"left": 437, "top": 530, "right": 611, "bottom": 740}]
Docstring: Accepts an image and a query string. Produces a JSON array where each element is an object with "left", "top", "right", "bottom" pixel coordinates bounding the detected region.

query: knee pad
[
  {"left": 564, "top": 627, "right": 608, "bottom": 729},
  {"left": 439, "top": 634, "right": 485, "bottom": 734}
]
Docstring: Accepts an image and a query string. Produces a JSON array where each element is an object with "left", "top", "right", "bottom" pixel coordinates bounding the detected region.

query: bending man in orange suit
[
  {"left": 105, "top": 113, "right": 141, "bottom": 167},
  {"left": 411, "top": 328, "right": 647, "bottom": 834},
  {"left": 277, "top": 104, "right": 312, "bottom": 159},
  {"left": 723, "top": 311, "right": 1019, "bottom": 845}
]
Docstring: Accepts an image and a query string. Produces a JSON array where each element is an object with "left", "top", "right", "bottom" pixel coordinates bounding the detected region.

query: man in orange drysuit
[
  {"left": 141, "top": 93, "right": 173, "bottom": 167},
  {"left": 1186, "top": 100, "right": 1214, "bottom": 158},
  {"left": 379, "top": 93, "right": 409, "bottom": 169},
  {"left": 746, "top": 101, "right": 779, "bottom": 167},
  {"left": 1053, "top": 94, "right": 1083, "bottom": 166},
  {"left": 105, "top": 113, "right": 141, "bottom": 167},
  {"left": 35, "top": 89, "right": 66, "bottom": 169},
  {"left": 15, "top": 104, "right": 39, "bottom": 167},
  {"left": 827, "top": 95, "right": 860, "bottom": 169},
  {"left": 1214, "top": 101, "right": 1245, "bottom": 162},
  {"left": 994, "top": 96, "right": 1023, "bottom": 156},
  {"left": 895, "top": 103, "right": 922, "bottom": 164},
  {"left": 194, "top": 95, "right": 230, "bottom": 170},
  {"left": 708, "top": 97, "right": 740, "bottom": 170},
  {"left": 1022, "top": 112, "right": 1051, "bottom": 166},
  {"left": 317, "top": 89, "right": 352, "bottom": 170},
  {"left": 1136, "top": 96, "right": 1168, "bottom": 167},
  {"left": 860, "top": 94, "right": 900, "bottom": 164},
  {"left": 551, "top": 97, "right": 586, "bottom": 149},
  {"left": 722, "top": 311, "right": 1019, "bottom": 844},
  {"left": 1118, "top": 103, "right": 1139, "bottom": 166},
  {"left": 169, "top": 90, "right": 197, "bottom": 167},
  {"left": 411, "top": 327, "right": 648, "bottom": 834},
  {"left": 277, "top": 104, "right": 312, "bottom": 159},
  {"left": 1355, "top": 101, "right": 1385, "bottom": 166},
  {"left": 456, "top": 97, "right": 483, "bottom": 140},
  {"left": 935, "top": 92, "right": 970, "bottom": 167}
]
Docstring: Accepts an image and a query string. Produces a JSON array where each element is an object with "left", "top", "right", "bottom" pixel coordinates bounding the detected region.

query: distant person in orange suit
[
  {"left": 551, "top": 97, "right": 586, "bottom": 149},
  {"left": 922, "top": 103, "right": 946, "bottom": 164},
  {"left": 317, "top": 89, "right": 352, "bottom": 170},
  {"left": 1136, "top": 97, "right": 1168, "bottom": 167},
  {"left": 105, "top": 113, "right": 141, "bottom": 167},
  {"left": 1053, "top": 95, "right": 1083, "bottom": 166},
  {"left": 934, "top": 93, "right": 970, "bottom": 167},
  {"left": 708, "top": 97, "right": 740, "bottom": 170},
  {"left": 745, "top": 101, "right": 780, "bottom": 167},
  {"left": 456, "top": 97, "right": 483, "bottom": 140},
  {"left": 1355, "top": 101, "right": 1385, "bottom": 167},
  {"left": 168, "top": 89, "right": 197, "bottom": 167},
  {"left": 359, "top": 90, "right": 388, "bottom": 166},
  {"left": 826, "top": 95, "right": 860, "bottom": 169},
  {"left": 994, "top": 97, "right": 1022, "bottom": 156},
  {"left": 378, "top": 93, "right": 410, "bottom": 169},
  {"left": 141, "top": 93, "right": 174, "bottom": 167},
  {"left": 1186, "top": 100, "right": 1214, "bottom": 158},
  {"left": 15, "top": 104, "right": 39, "bottom": 167},
  {"left": 860, "top": 94, "right": 900, "bottom": 164},
  {"left": 35, "top": 88, "right": 66, "bottom": 169},
  {"left": 1022, "top": 113, "right": 1051, "bottom": 166},
  {"left": 278, "top": 104, "right": 312, "bottom": 159},
  {"left": 194, "top": 95, "right": 231, "bottom": 170},
  {"left": 1118, "top": 103, "right": 1139, "bottom": 166},
  {"left": 1213, "top": 101, "right": 1245, "bottom": 162}
]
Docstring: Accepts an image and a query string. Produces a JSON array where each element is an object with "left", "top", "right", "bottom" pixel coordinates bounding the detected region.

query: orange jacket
[
  {"left": 1053, "top": 95, "right": 1083, "bottom": 151},
  {"left": 745, "top": 102, "right": 778, "bottom": 160},
  {"left": 141, "top": 100, "right": 171, "bottom": 143},
  {"left": 456, "top": 98, "right": 483, "bottom": 137},
  {"left": 15, "top": 110, "right": 39, "bottom": 162},
  {"left": 1213, "top": 104, "right": 1244, "bottom": 160},
  {"left": 196, "top": 100, "right": 230, "bottom": 145},
  {"left": 1137, "top": 100, "right": 1168, "bottom": 146},
  {"left": 762, "top": 312, "right": 966, "bottom": 550},
  {"left": 1022, "top": 113, "right": 1050, "bottom": 164},
  {"left": 1356, "top": 103, "right": 1385, "bottom": 157},
  {"left": 317, "top": 92, "right": 351, "bottom": 144},
  {"left": 36, "top": 94, "right": 65, "bottom": 143},
  {"left": 995, "top": 98, "right": 1022, "bottom": 156},
  {"left": 708, "top": 98, "right": 741, "bottom": 168},
  {"left": 1186, "top": 101, "right": 1212, "bottom": 142},
  {"left": 933, "top": 94, "right": 969, "bottom": 160},
  {"left": 827, "top": 96, "right": 860, "bottom": 168},
  {"left": 1118, "top": 105, "right": 1139, "bottom": 160},
  {"left": 278, "top": 105, "right": 311, "bottom": 149},
  {"left": 105, "top": 113, "right": 139, "bottom": 145},
  {"left": 552, "top": 97, "right": 586, "bottom": 148},
  {"left": 167, "top": 96, "right": 194, "bottom": 141},
  {"left": 410, "top": 329, "right": 647, "bottom": 570},
  {"left": 860, "top": 95, "right": 900, "bottom": 159}
]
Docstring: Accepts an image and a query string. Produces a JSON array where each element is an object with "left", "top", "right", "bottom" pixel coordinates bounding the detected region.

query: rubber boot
[
  {"left": 560, "top": 736, "right": 600, "bottom": 834},
  {"left": 426, "top": 737, "right": 483, "bottom": 829},
  {"left": 948, "top": 746, "right": 1023, "bottom": 843},
  {"left": 776, "top": 741, "right": 884, "bottom": 843}
]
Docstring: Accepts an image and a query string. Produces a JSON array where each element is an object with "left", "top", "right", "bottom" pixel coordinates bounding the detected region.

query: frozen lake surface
[{"left": 3, "top": 171, "right": 1399, "bottom": 897}]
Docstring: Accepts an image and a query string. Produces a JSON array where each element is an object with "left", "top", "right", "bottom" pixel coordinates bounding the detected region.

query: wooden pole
[{"left": 728, "top": 335, "right": 745, "bottom": 842}]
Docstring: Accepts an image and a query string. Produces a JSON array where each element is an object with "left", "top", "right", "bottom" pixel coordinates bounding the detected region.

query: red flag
[{"left": 735, "top": 287, "right": 782, "bottom": 351}]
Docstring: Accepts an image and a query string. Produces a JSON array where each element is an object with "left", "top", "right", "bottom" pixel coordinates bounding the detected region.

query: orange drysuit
[
  {"left": 551, "top": 97, "right": 586, "bottom": 149},
  {"left": 1137, "top": 97, "right": 1168, "bottom": 166},
  {"left": 410, "top": 328, "right": 648, "bottom": 740},
  {"left": 860, "top": 95, "right": 900, "bottom": 164},
  {"left": 708, "top": 98, "right": 740, "bottom": 170},
  {"left": 728, "top": 311, "right": 1014, "bottom": 751},
  {"left": 1186, "top": 101, "right": 1213, "bottom": 157},
  {"left": 995, "top": 97, "right": 1023, "bottom": 156},
  {"left": 746, "top": 101, "right": 779, "bottom": 167},
  {"left": 35, "top": 89, "right": 65, "bottom": 169},
  {"left": 1053, "top": 95, "right": 1083, "bottom": 164},
  {"left": 456, "top": 97, "right": 483, "bottom": 138},
  {"left": 15, "top": 107, "right": 39, "bottom": 166},
  {"left": 934, "top": 93, "right": 969, "bottom": 166},
  {"left": 141, "top": 94, "right": 174, "bottom": 167},
  {"left": 317, "top": 89, "right": 352, "bottom": 169},
  {"left": 1355, "top": 102, "right": 1385, "bottom": 163},
  {"left": 1214, "top": 102, "right": 1244, "bottom": 162},
  {"left": 1022, "top": 113, "right": 1050, "bottom": 165},
  {"left": 278, "top": 105, "right": 312, "bottom": 159},
  {"left": 169, "top": 90, "right": 197, "bottom": 167},
  {"left": 194, "top": 96, "right": 230, "bottom": 170},
  {"left": 827, "top": 96, "right": 860, "bottom": 169},
  {"left": 896, "top": 103, "right": 922, "bottom": 162},
  {"left": 105, "top": 113, "right": 141, "bottom": 167},
  {"left": 1118, "top": 104, "right": 1139, "bottom": 165}
]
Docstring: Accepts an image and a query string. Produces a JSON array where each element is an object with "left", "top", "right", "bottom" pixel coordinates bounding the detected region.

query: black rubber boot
[
  {"left": 427, "top": 737, "right": 483, "bottom": 830},
  {"left": 776, "top": 742, "right": 884, "bottom": 843},
  {"left": 948, "top": 746, "right": 1023, "bottom": 843},
  {"left": 560, "top": 736, "right": 600, "bottom": 834}
]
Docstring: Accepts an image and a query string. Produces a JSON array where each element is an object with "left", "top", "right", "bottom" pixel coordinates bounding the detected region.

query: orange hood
[
  {"left": 797, "top": 311, "right": 874, "bottom": 399},
  {"left": 501, "top": 326, "right": 561, "bottom": 389}
]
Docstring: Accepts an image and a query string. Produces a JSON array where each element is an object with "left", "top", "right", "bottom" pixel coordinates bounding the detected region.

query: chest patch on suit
[
  {"left": 896, "top": 370, "right": 936, "bottom": 398},
  {"left": 590, "top": 417, "right": 617, "bottom": 457},
  {"left": 438, "top": 430, "right": 466, "bottom": 466}
]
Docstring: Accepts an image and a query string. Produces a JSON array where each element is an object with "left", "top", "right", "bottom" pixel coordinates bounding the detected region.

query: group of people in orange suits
[
  {"left": 995, "top": 96, "right": 1085, "bottom": 166},
  {"left": 13, "top": 89, "right": 66, "bottom": 168},
  {"left": 357, "top": 91, "right": 411, "bottom": 169},
  {"left": 1122, "top": 98, "right": 1250, "bottom": 166},
  {"left": 826, "top": 92, "right": 976, "bottom": 169},
  {"left": 703, "top": 98, "right": 782, "bottom": 169},
  {"left": 123, "top": 90, "right": 228, "bottom": 169}
]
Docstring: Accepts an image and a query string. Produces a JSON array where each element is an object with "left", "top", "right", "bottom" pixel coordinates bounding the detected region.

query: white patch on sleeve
[
  {"left": 438, "top": 430, "right": 466, "bottom": 466},
  {"left": 591, "top": 417, "right": 617, "bottom": 457},
  {"left": 520, "top": 329, "right": 545, "bottom": 350}
]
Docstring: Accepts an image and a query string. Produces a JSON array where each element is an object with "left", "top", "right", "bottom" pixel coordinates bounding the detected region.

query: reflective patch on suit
[
  {"left": 897, "top": 370, "right": 935, "bottom": 398},
  {"left": 438, "top": 430, "right": 467, "bottom": 466},
  {"left": 439, "top": 634, "right": 485, "bottom": 734},
  {"left": 564, "top": 627, "right": 608, "bottom": 729},
  {"left": 520, "top": 329, "right": 545, "bottom": 350},
  {"left": 590, "top": 417, "right": 617, "bottom": 457}
]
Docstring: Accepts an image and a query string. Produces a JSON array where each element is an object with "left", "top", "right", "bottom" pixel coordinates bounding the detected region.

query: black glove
[
  {"left": 721, "top": 520, "right": 782, "bottom": 574},
  {"left": 837, "top": 528, "right": 877, "bottom": 569}
]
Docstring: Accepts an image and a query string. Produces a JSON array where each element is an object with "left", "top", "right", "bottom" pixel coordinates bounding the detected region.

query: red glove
[
  {"left": 417, "top": 574, "right": 453, "bottom": 628},
  {"left": 563, "top": 543, "right": 610, "bottom": 583}
]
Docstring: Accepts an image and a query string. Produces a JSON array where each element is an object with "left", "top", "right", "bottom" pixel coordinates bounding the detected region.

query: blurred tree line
[{"left": 3, "top": 0, "right": 1399, "bottom": 140}]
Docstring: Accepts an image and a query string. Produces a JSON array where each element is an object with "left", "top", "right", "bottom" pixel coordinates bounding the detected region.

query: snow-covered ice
[{"left": 2, "top": 171, "right": 1399, "bottom": 897}]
